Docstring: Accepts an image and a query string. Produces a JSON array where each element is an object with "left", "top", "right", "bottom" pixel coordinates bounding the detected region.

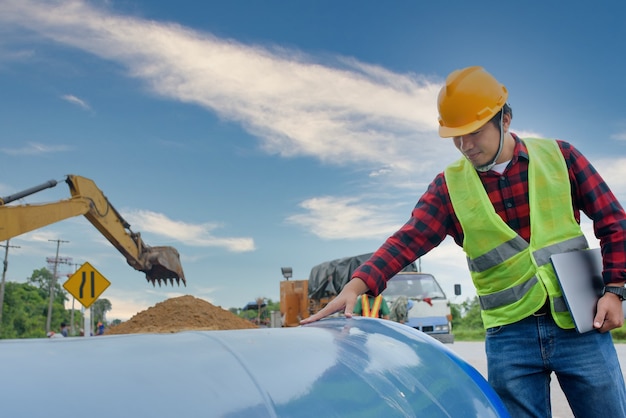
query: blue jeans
[{"left": 486, "top": 314, "right": 626, "bottom": 417}]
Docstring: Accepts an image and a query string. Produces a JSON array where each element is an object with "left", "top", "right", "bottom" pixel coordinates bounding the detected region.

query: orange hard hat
[{"left": 437, "top": 66, "right": 508, "bottom": 138}]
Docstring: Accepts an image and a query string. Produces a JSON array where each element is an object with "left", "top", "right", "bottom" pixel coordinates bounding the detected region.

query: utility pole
[
  {"left": 68, "top": 262, "right": 81, "bottom": 335},
  {"left": 46, "top": 239, "right": 69, "bottom": 333},
  {"left": 0, "top": 240, "right": 20, "bottom": 330}
]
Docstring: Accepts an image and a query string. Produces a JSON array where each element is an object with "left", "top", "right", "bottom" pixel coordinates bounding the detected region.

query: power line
[
  {"left": 67, "top": 262, "right": 81, "bottom": 336},
  {"left": 46, "top": 239, "right": 69, "bottom": 333}
]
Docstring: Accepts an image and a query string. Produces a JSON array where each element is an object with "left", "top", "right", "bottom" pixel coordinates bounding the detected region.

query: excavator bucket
[
  {"left": 0, "top": 173, "right": 188, "bottom": 288},
  {"left": 142, "top": 246, "right": 186, "bottom": 287}
]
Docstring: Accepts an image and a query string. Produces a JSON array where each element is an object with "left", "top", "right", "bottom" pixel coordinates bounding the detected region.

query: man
[
  {"left": 389, "top": 295, "right": 414, "bottom": 324},
  {"left": 353, "top": 294, "right": 390, "bottom": 319},
  {"left": 302, "top": 66, "right": 626, "bottom": 417},
  {"left": 60, "top": 322, "right": 69, "bottom": 337}
]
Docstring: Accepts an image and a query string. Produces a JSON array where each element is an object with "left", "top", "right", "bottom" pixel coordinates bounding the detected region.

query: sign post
[{"left": 63, "top": 262, "right": 111, "bottom": 336}]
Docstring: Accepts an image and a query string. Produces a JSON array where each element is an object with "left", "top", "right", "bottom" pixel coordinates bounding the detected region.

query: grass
[
  {"left": 611, "top": 325, "right": 626, "bottom": 343},
  {"left": 453, "top": 329, "right": 485, "bottom": 341},
  {"left": 453, "top": 323, "right": 626, "bottom": 343}
]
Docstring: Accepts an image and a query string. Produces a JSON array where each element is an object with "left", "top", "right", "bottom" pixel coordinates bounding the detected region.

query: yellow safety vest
[
  {"left": 444, "top": 138, "right": 588, "bottom": 329},
  {"left": 361, "top": 294, "right": 384, "bottom": 318}
]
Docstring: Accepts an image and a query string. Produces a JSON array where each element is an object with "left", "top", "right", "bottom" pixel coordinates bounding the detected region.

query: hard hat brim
[{"left": 438, "top": 117, "right": 490, "bottom": 138}]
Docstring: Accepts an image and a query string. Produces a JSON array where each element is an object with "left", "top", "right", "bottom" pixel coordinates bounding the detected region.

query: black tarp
[
  {"left": 242, "top": 301, "right": 266, "bottom": 311},
  {"left": 307, "top": 253, "right": 417, "bottom": 300}
]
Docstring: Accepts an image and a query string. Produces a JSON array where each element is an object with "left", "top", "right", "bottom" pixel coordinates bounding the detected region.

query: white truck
[
  {"left": 299, "top": 253, "right": 459, "bottom": 343},
  {"left": 383, "top": 271, "right": 459, "bottom": 344}
]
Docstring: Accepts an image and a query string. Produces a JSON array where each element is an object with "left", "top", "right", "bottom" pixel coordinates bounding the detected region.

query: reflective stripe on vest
[
  {"left": 361, "top": 294, "right": 383, "bottom": 318},
  {"left": 477, "top": 234, "right": 587, "bottom": 310},
  {"left": 468, "top": 235, "right": 588, "bottom": 273},
  {"left": 444, "top": 138, "right": 587, "bottom": 329}
]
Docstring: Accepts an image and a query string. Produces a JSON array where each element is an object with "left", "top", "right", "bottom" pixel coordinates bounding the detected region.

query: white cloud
[
  {"left": 584, "top": 157, "right": 626, "bottom": 203},
  {"left": 4, "top": 0, "right": 626, "bottom": 253},
  {"left": 0, "top": 0, "right": 446, "bottom": 182},
  {"left": 286, "top": 196, "right": 404, "bottom": 240},
  {"left": 61, "top": 94, "right": 91, "bottom": 110},
  {"left": 124, "top": 209, "right": 255, "bottom": 252},
  {"left": 611, "top": 132, "right": 626, "bottom": 141},
  {"left": 0, "top": 142, "right": 71, "bottom": 156},
  {"left": 513, "top": 129, "right": 544, "bottom": 139},
  {"left": 0, "top": 47, "right": 35, "bottom": 63}
]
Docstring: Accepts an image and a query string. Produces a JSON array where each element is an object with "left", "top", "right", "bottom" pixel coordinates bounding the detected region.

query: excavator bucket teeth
[{"left": 143, "top": 246, "right": 186, "bottom": 286}]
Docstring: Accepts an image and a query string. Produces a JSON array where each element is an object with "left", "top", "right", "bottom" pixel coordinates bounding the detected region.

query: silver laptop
[{"left": 550, "top": 248, "right": 604, "bottom": 333}]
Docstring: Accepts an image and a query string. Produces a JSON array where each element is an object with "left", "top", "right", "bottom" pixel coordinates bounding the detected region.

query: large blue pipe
[{"left": 0, "top": 317, "right": 509, "bottom": 417}]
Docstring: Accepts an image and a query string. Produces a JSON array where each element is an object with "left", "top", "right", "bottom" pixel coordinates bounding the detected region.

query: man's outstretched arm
[{"left": 300, "top": 277, "right": 369, "bottom": 324}]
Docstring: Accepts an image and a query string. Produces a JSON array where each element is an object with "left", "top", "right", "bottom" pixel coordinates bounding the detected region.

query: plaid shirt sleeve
[
  {"left": 353, "top": 137, "right": 626, "bottom": 295},
  {"left": 561, "top": 140, "right": 626, "bottom": 285},
  {"left": 352, "top": 173, "right": 457, "bottom": 296}
]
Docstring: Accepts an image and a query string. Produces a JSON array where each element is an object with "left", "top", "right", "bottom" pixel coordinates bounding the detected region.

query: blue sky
[{"left": 1, "top": 0, "right": 625, "bottom": 321}]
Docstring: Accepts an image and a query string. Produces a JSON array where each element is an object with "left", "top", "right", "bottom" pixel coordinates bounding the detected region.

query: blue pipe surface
[{"left": 0, "top": 317, "right": 509, "bottom": 417}]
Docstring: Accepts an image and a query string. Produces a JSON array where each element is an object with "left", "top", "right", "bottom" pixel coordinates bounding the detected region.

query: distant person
[
  {"left": 96, "top": 322, "right": 105, "bottom": 335},
  {"left": 353, "top": 294, "right": 390, "bottom": 319},
  {"left": 389, "top": 295, "right": 414, "bottom": 324},
  {"left": 302, "top": 66, "right": 626, "bottom": 417},
  {"left": 60, "top": 322, "right": 69, "bottom": 337}
]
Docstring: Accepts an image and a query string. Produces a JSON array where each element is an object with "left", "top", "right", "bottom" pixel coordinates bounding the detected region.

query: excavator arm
[{"left": 0, "top": 175, "right": 185, "bottom": 286}]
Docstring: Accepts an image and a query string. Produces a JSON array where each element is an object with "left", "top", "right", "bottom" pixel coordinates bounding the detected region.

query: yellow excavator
[{"left": 0, "top": 174, "right": 185, "bottom": 286}]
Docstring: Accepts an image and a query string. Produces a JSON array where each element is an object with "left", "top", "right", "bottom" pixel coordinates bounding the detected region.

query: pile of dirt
[{"left": 105, "top": 295, "right": 258, "bottom": 335}]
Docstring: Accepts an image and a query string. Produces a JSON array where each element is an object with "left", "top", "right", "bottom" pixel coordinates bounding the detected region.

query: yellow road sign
[{"left": 63, "top": 262, "right": 111, "bottom": 308}]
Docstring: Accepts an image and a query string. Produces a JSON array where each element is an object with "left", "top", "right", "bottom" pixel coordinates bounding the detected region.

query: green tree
[
  {"left": 27, "top": 267, "right": 69, "bottom": 335},
  {"left": 0, "top": 282, "right": 48, "bottom": 338},
  {"left": 450, "top": 303, "right": 462, "bottom": 329},
  {"left": 27, "top": 267, "right": 67, "bottom": 303},
  {"left": 92, "top": 298, "right": 112, "bottom": 325},
  {"left": 236, "top": 298, "right": 280, "bottom": 326},
  {"left": 265, "top": 299, "right": 280, "bottom": 314},
  {"left": 451, "top": 296, "right": 484, "bottom": 329}
]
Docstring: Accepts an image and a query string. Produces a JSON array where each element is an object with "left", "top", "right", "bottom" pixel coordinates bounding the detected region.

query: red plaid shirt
[{"left": 354, "top": 134, "right": 626, "bottom": 295}]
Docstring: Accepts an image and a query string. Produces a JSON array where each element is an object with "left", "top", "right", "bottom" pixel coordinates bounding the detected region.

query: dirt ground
[{"left": 105, "top": 295, "right": 258, "bottom": 335}]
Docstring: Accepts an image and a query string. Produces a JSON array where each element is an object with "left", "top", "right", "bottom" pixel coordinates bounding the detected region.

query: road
[{"left": 448, "top": 341, "right": 626, "bottom": 418}]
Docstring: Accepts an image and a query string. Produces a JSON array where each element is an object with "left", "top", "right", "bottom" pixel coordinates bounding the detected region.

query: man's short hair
[{"left": 488, "top": 103, "right": 513, "bottom": 127}]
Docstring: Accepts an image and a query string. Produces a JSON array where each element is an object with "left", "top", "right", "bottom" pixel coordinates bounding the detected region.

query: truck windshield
[{"left": 383, "top": 273, "right": 446, "bottom": 299}]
